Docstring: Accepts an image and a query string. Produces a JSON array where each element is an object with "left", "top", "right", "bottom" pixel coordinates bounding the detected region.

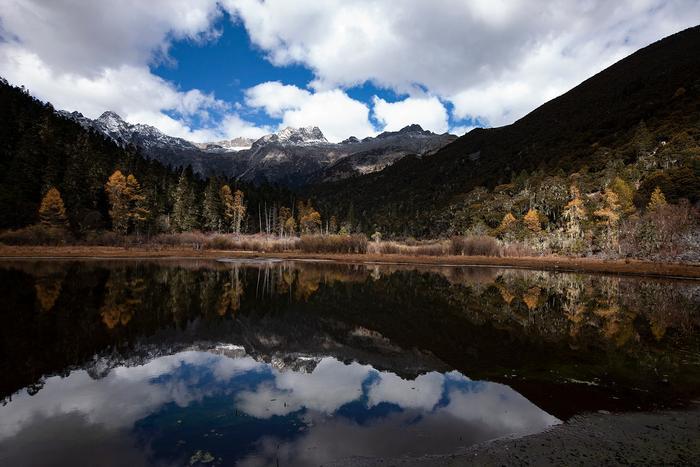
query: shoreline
[
  {"left": 1, "top": 245, "right": 700, "bottom": 279},
  {"left": 330, "top": 408, "right": 700, "bottom": 466}
]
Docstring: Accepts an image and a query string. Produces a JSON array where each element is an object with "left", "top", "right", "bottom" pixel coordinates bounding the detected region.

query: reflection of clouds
[
  {"left": 0, "top": 351, "right": 230, "bottom": 440},
  {"left": 367, "top": 371, "right": 444, "bottom": 411},
  {"left": 439, "top": 374, "right": 560, "bottom": 434},
  {"left": 236, "top": 358, "right": 369, "bottom": 418},
  {"left": 0, "top": 351, "right": 560, "bottom": 466}
]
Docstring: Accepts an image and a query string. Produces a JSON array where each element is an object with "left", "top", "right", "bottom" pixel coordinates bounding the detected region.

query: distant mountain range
[{"left": 59, "top": 110, "right": 455, "bottom": 187}]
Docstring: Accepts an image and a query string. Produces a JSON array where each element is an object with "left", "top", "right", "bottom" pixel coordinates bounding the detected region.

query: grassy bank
[{"left": 1, "top": 244, "right": 699, "bottom": 279}]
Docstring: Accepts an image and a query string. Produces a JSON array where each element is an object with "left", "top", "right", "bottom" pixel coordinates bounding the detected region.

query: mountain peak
[
  {"left": 399, "top": 124, "right": 424, "bottom": 133},
  {"left": 254, "top": 126, "right": 328, "bottom": 147},
  {"left": 98, "top": 110, "right": 124, "bottom": 122}
]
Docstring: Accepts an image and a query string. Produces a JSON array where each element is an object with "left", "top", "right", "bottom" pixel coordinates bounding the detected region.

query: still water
[{"left": 0, "top": 259, "right": 699, "bottom": 466}]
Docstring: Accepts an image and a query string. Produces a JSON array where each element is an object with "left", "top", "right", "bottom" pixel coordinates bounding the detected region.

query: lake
[{"left": 0, "top": 259, "right": 699, "bottom": 466}]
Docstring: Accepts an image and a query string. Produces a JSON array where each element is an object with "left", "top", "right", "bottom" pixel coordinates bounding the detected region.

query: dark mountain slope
[{"left": 310, "top": 26, "right": 700, "bottom": 235}]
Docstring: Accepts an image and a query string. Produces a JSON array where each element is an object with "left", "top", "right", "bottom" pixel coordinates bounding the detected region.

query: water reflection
[
  {"left": 1, "top": 259, "right": 699, "bottom": 417},
  {"left": 0, "top": 350, "right": 558, "bottom": 466}
]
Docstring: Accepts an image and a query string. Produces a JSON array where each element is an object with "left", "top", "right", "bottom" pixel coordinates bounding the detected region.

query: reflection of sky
[{"left": 0, "top": 351, "right": 559, "bottom": 466}]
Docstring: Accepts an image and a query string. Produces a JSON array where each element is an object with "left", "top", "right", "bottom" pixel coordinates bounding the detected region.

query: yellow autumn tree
[
  {"left": 496, "top": 212, "right": 517, "bottom": 235},
  {"left": 232, "top": 189, "right": 246, "bottom": 234},
  {"left": 105, "top": 170, "right": 129, "bottom": 234},
  {"left": 284, "top": 216, "right": 297, "bottom": 236},
  {"left": 594, "top": 188, "right": 622, "bottom": 251},
  {"left": 523, "top": 208, "right": 542, "bottom": 233},
  {"left": 220, "top": 185, "right": 235, "bottom": 232},
  {"left": 563, "top": 185, "right": 587, "bottom": 238},
  {"left": 38, "top": 187, "right": 68, "bottom": 228},
  {"left": 647, "top": 186, "right": 667, "bottom": 211}
]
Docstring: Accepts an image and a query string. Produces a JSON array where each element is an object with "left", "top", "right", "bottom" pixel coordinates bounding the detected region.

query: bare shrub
[
  {"left": 501, "top": 242, "right": 536, "bottom": 257},
  {"left": 82, "top": 230, "right": 124, "bottom": 246},
  {"left": 450, "top": 235, "right": 502, "bottom": 256},
  {"left": 0, "top": 225, "right": 73, "bottom": 245},
  {"left": 299, "top": 234, "right": 368, "bottom": 253}
]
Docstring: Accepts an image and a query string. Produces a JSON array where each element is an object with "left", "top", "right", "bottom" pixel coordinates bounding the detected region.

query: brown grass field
[{"left": 1, "top": 245, "right": 699, "bottom": 279}]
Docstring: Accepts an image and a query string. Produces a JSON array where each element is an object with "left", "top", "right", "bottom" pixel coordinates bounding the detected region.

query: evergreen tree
[
  {"left": 203, "top": 177, "right": 222, "bottom": 232},
  {"left": 38, "top": 187, "right": 68, "bottom": 228},
  {"left": 172, "top": 171, "right": 198, "bottom": 232},
  {"left": 125, "top": 174, "right": 149, "bottom": 235}
]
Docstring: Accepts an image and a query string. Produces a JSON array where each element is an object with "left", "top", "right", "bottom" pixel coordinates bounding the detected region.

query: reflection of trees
[
  {"left": 100, "top": 270, "right": 145, "bottom": 329},
  {"left": 34, "top": 273, "right": 65, "bottom": 312},
  {"left": 217, "top": 266, "right": 244, "bottom": 316}
]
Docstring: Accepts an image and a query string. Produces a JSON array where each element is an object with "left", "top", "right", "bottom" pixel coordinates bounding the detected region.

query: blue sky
[
  {"left": 1, "top": 1, "right": 699, "bottom": 142},
  {"left": 152, "top": 12, "right": 412, "bottom": 133}
]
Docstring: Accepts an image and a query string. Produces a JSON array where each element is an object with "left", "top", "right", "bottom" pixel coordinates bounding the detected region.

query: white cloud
[
  {"left": 245, "top": 82, "right": 375, "bottom": 142},
  {"left": 373, "top": 96, "right": 448, "bottom": 133},
  {"left": 0, "top": 0, "right": 268, "bottom": 142},
  {"left": 223, "top": 0, "right": 700, "bottom": 126}
]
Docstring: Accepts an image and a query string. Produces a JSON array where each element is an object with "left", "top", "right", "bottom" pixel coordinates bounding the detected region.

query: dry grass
[
  {"left": 368, "top": 240, "right": 449, "bottom": 256},
  {"left": 450, "top": 235, "right": 502, "bottom": 256},
  {"left": 299, "top": 234, "right": 368, "bottom": 254}
]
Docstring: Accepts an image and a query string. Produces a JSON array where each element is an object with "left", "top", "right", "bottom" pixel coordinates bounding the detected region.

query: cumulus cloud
[
  {"left": 2, "top": 0, "right": 700, "bottom": 141},
  {"left": 223, "top": 0, "right": 700, "bottom": 126},
  {"left": 0, "top": 0, "right": 266, "bottom": 142},
  {"left": 373, "top": 96, "right": 449, "bottom": 133}
]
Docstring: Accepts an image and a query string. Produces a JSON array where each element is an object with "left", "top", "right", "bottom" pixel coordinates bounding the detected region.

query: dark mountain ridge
[{"left": 310, "top": 26, "right": 700, "bottom": 235}]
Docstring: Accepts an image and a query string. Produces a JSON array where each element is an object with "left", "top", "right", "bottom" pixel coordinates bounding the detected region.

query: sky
[{"left": 0, "top": 1, "right": 699, "bottom": 143}]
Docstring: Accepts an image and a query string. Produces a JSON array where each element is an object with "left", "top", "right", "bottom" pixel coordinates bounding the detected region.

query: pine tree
[
  {"left": 172, "top": 171, "right": 197, "bottom": 232},
  {"left": 105, "top": 170, "right": 129, "bottom": 234},
  {"left": 232, "top": 189, "right": 246, "bottom": 234},
  {"left": 38, "top": 187, "right": 68, "bottom": 228},
  {"left": 647, "top": 186, "right": 667, "bottom": 211},
  {"left": 203, "top": 177, "right": 222, "bottom": 232},
  {"left": 125, "top": 174, "right": 149, "bottom": 235},
  {"left": 524, "top": 208, "right": 542, "bottom": 232}
]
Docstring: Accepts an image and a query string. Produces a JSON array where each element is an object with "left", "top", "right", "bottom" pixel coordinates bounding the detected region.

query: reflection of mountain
[
  {"left": 1, "top": 260, "right": 699, "bottom": 419},
  {"left": 0, "top": 352, "right": 558, "bottom": 466}
]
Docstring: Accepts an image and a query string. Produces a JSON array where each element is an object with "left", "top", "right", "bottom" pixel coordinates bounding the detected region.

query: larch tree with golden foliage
[
  {"left": 496, "top": 212, "right": 517, "bottom": 236},
  {"left": 232, "top": 189, "right": 246, "bottom": 234},
  {"left": 524, "top": 208, "right": 542, "bottom": 233},
  {"left": 220, "top": 185, "right": 235, "bottom": 232},
  {"left": 647, "top": 186, "right": 667, "bottom": 211},
  {"left": 563, "top": 185, "right": 587, "bottom": 238},
  {"left": 38, "top": 187, "right": 68, "bottom": 228},
  {"left": 105, "top": 170, "right": 129, "bottom": 234},
  {"left": 594, "top": 188, "right": 622, "bottom": 251}
]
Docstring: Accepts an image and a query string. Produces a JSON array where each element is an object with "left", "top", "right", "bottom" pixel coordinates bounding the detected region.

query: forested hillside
[
  {"left": 0, "top": 79, "right": 295, "bottom": 237},
  {"left": 310, "top": 26, "right": 700, "bottom": 238}
]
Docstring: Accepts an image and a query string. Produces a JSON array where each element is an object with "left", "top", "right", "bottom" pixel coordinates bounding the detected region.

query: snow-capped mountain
[
  {"left": 194, "top": 137, "right": 256, "bottom": 152},
  {"left": 57, "top": 110, "right": 456, "bottom": 187},
  {"left": 59, "top": 110, "right": 200, "bottom": 152}
]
